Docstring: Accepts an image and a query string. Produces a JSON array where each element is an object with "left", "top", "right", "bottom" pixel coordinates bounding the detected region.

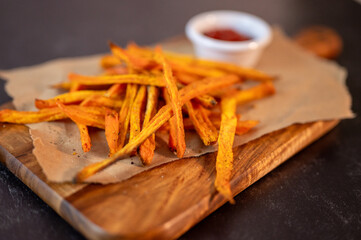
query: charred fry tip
[
  {"left": 74, "top": 170, "right": 89, "bottom": 183},
  {"left": 108, "top": 41, "right": 117, "bottom": 48},
  {"left": 74, "top": 157, "right": 115, "bottom": 182}
]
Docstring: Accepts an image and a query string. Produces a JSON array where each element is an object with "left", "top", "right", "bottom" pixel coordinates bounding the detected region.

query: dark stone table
[{"left": 0, "top": 0, "right": 360, "bottom": 239}]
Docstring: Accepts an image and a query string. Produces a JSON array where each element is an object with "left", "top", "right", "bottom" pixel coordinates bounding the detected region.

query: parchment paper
[{"left": 0, "top": 29, "right": 354, "bottom": 183}]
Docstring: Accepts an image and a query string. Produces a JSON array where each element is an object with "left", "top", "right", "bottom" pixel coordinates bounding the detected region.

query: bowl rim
[{"left": 185, "top": 10, "right": 272, "bottom": 52}]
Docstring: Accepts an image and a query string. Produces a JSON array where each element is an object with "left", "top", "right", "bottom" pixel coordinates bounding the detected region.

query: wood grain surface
[{"left": 0, "top": 100, "right": 338, "bottom": 239}]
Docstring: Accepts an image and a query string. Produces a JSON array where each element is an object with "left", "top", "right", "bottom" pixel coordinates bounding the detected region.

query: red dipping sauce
[{"left": 203, "top": 28, "right": 251, "bottom": 42}]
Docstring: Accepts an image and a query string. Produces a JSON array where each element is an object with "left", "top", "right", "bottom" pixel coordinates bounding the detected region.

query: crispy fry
[
  {"left": 185, "top": 101, "right": 218, "bottom": 145},
  {"left": 176, "top": 82, "right": 217, "bottom": 109},
  {"left": 118, "top": 84, "right": 138, "bottom": 149},
  {"left": 0, "top": 108, "right": 66, "bottom": 124},
  {"left": 126, "top": 43, "right": 274, "bottom": 81},
  {"left": 105, "top": 65, "right": 129, "bottom": 75},
  {"left": 35, "top": 90, "right": 107, "bottom": 109},
  {"left": 109, "top": 42, "right": 156, "bottom": 70},
  {"left": 105, "top": 109, "right": 119, "bottom": 156},
  {"left": 138, "top": 86, "right": 159, "bottom": 165},
  {"left": 56, "top": 102, "right": 105, "bottom": 129},
  {"left": 165, "top": 51, "right": 275, "bottom": 81},
  {"left": 69, "top": 83, "right": 87, "bottom": 92},
  {"left": 81, "top": 95, "right": 123, "bottom": 108},
  {"left": 170, "top": 61, "right": 226, "bottom": 78},
  {"left": 173, "top": 71, "right": 201, "bottom": 84},
  {"left": 235, "top": 81, "right": 276, "bottom": 104},
  {"left": 68, "top": 73, "right": 165, "bottom": 87},
  {"left": 195, "top": 94, "right": 218, "bottom": 108},
  {"left": 129, "top": 85, "right": 147, "bottom": 142},
  {"left": 100, "top": 55, "right": 122, "bottom": 69},
  {"left": 127, "top": 42, "right": 154, "bottom": 58},
  {"left": 234, "top": 120, "right": 259, "bottom": 135},
  {"left": 75, "top": 74, "right": 241, "bottom": 181},
  {"left": 51, "top": 82, "right": 109, "bottom": 91},
  {"left": 77, "top": 123, "right": 91, "bottom": 152},
  {"left": 215, "top": 97, "right": 237, "bottom": 204},
  {"left": 183, "top": 114, "right": 258, "bottom": 136},
  {"left": 212, "top": 118, "right": 259, "bottom": 135},
  {"left": 162, "top": 87, "right": 177, "bottom": 152},
  {"left": 155, "top": 46, "right": 186, "bottom": 157},
  {"left": 105, "top": 83, "right": 126, "bottom": 98}
]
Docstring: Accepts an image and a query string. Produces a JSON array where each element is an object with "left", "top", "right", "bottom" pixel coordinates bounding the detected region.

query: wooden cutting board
[
  {"left": 0, "top": 100, "right": 338, "bottom": 239},
  {"left": 0, "top": 36, "right": 340, "bottom": 240}
]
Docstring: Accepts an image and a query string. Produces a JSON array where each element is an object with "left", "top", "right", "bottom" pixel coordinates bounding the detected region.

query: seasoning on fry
[
  {"left": 215, "top": 97, "right": 238, "bottom": 204},
  {"left": 35, "top": 90, "right": 107, "bottom": 109},
  {"left": 105, "top": 109, "right": 119, "bottom": 156},
  {"left": 185, "top": 101, "right": 218, "bottom": 145},
  {"left": 129, "top": 85, "right": 147, "bottom": 142},
  {"left": 77, "top": 123, "right": 91, "bottom": 152},
  {"left": 155, "top": 46, "right": 186, "bottom": 158},
  {"left": 118, "top": 84, "right": 138, "bottom": 149},
  {"left": 138, "top": 86, "right": 159, "bottom": 165}
]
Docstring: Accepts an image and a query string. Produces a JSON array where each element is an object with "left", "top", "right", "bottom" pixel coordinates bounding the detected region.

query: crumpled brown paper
[{"left": 0, "top": 29, "right": 354, "bottom": 183}]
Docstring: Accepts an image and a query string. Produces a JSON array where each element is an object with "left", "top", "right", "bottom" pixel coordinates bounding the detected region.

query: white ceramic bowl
[{"left": 185, "top": 10, "right": 271, "bottom": 67}]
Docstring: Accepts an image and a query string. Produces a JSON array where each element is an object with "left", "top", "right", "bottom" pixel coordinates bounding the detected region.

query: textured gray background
[{"left": 0, "top": 0, "right": 360, "bottom": 239}]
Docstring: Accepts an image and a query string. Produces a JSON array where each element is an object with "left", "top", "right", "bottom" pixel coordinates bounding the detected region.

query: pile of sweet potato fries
[{"left": 0, "top": 42, "right": 275, "bottom": 203}]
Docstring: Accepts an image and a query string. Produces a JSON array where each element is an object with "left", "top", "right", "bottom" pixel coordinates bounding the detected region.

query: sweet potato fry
[
  {"left": 138, "top": 86, "right": 159, "bottom": 165},
  {"left": 35, "top": 90, "right": 106, "bottom": 109},
  {"left": 126, "top": 42, "right": 154, "bottom": 58},
  {"left": 173, "top": 71, "right": 201, "bottom": 84},
  {"left": 105, "top": 83, "right": 126, "bottom": 98},
  {"left": 109, "top": 42, "right": 156, "bottom": 70},
  {"left": 235, "top": 81, "right": 276, "bottom": 104},
  {"left": 234, "top": 120, "right": 259, "bottom": 135},
  {"left": 100, "top": 55, "right": 122, "bottom": 69},
  {"left": 80, "top": 95, "right": 123, "bottom": 109},
  {"left": 75, "top": 74, "right": 241, "bottom": 181},
  {"left": 75, "top": 105, "right": 173, "bottom": 182},
  {"left": 170, "top": 62, "right": 226, "bottom": 78},
  {"left": 162, "top": 87, "right": 177, "bottom": 152},
  {"left": 56, "top": 102, "right": 105, "bottom": 129},
  {"left": 104, "top": 66, "right": 129, "bottom": 75},
  {"left": 195, "top": 94, "right": 218, "bottom": 108},
  {"left": 105, "top": 109, "right": 119, "bottom": 156},
  {"left": 165, "top": 51, "right": 275, "bottom": 82},
  {"left": 51, "top": 82, "right": 109, "bottom": 91},
  {"left": 68, "top": 73, "right": 165, "bottom": 87},
  {"left": 155, "top": 46, "right": 186, "bottom": 158},
  {"left": 69, "top": 83, "right": 87, "bottom": 92},
  {"left": 212, "top": 118, "right": 259, "bottom": 135},
  {"left": 118, "top": 84, "right": 138, "bottom": 149},
  {"left": 176, "top": 82, "right": 217, "bottom": 109},
  {"left": 183, "top": 114, "right": 258, "bottom": 136},
  {"left": 129, "top": 85, "right": 147, "bottom": 142},
  {"left": 185, "top": 101, "right": 218, "bottom": 145},
  {"left": 77, "top": 123, "right": 91, "bottom": 152},
  {"left": 0, "top": 108, "right": 66, "bottom": 124},
  {"left": 215, "top": 97, "right": 237, "bottom": 204},
  {"left": 127, "top": 43, "right": 274, "bottom": 81}
]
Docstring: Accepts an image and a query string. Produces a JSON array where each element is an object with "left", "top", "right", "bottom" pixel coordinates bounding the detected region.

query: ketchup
[{"left": 203, "top": 28, "right": 251, "bottom": 42}]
